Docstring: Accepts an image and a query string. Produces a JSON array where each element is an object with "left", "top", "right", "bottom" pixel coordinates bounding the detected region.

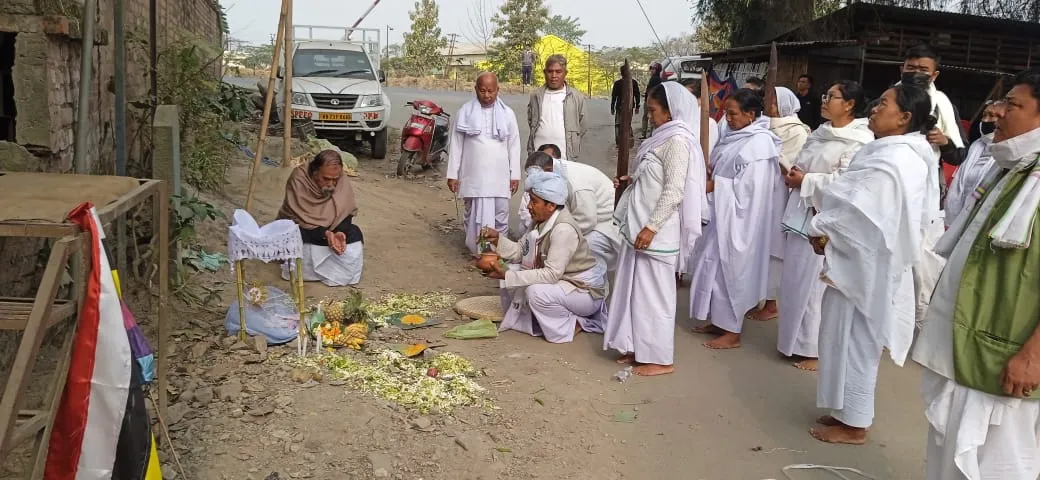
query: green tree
[
  {"left": 241, "top": 43, "right": 275, "bottom": 70},
  {"left": 489, "top": 0, "right": 549, "bottom": 81},
  {"left": 542, "top": 14, "right": 586, "bottom": 44},
  {"left": 402, "top": 0, "right": 448, "bottom": 75}
]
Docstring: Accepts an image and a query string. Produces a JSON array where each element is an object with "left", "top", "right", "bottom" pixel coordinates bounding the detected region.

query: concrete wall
[{"left": 0, "top": 0, "right": 224, "bottom": 173}]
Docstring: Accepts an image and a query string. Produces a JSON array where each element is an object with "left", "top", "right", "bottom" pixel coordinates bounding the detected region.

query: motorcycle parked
[{"left": 398, "top": 100, "right": 451, "bottom": 176}]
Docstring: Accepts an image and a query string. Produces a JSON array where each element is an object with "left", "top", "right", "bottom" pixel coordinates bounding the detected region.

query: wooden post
[
  {"left": 763, "top": 42, "right": 780, "bottom": 118},
  {"left": 700, "top": 70, "right": 710, "bottom": 168},
  {"left": 282, "top": 0, "right": 294, "bottom": 167},
  {"left": 970, "top": 76, "right": 1007, "bottom": 123},
  {"left": 245, "top": 0, "right": 289, "bottom": 212},
  {"left": 615, "top": 59, "right": 633, "bottom": 207},
  {"left": 156, "top": 181, "right": 169, "bottom": 421}
]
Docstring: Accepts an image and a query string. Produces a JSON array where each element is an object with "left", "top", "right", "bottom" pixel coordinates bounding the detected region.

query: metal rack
[{"left": 0, "top": 173, "right": 169, "bottom": 478}]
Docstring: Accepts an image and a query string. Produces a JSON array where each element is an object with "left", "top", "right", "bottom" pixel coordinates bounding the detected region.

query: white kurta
[
  {"left": 518, "top": 160, "right": 621, "bottom": 269},
  {"left": 688, "top": 117, "right": 781, "bottom": 333},
  {"left": 533, "top": 88, "right": 568, "bottom": 159},
  {"left": 913, "top": 127, "right": 1040, "bottom": 480},
  {"left": 777, "top": 119, "right": 874, "bottom": 358},
  {"left": 447, "top": 102, "right": 522, "bottom": 255},
  {"left": 810, "top": 133, "right": 936, "bottom": 429},
  {"left": 496, "top": 217, "right": 606, "bottom": 343}
]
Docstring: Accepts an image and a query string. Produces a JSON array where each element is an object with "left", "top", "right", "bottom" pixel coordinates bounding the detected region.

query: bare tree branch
[{"left": 463, "top": 0, "right": 495, "bottom": 53}]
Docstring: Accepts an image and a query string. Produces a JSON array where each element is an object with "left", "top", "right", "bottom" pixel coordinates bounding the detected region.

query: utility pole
[
  {"left": 445, "top": 33, "right": 458, "bottom": 79},
  {"left": 385, "top": 25, "right": 393, "bottom": 58},
  {"left": 586, "top": 44, "right": 593, "bottom": 97}
]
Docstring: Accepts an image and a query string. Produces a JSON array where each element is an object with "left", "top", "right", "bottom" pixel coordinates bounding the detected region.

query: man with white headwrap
[
  {"left": 479, "top": 170, "right": 608, "bottom": 344},
  {"left": 447, "top": 72, "right": 522, "bottom": 256},
  {"left": 519, "top": 149, "right": 621, "bottom": 270},
  {"left": 747, "top": 86, "right": 811, "bottom": 322}
]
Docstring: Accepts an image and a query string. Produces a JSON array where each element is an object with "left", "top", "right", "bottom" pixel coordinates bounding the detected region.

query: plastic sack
[
  {"left": 224, "top": 286, "right": 301, "bottom": 344},
  {"left": 443, "top": 319, "right": 499, "bottom": 340}
]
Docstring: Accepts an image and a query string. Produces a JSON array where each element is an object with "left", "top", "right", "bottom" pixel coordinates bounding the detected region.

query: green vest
[{"left": 953, "top": 166, "right": 1040, "bottom": 398}]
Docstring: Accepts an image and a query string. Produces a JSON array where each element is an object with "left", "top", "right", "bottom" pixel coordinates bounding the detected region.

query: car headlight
[
  {"left": 291, "top": 92, "right": 310, "bottom": 105},
  {"left": 357, "top": 95, "right": 383, "bottom": 108}
]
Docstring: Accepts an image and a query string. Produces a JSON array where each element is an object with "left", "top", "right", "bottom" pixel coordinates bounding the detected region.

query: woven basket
[{"left": 453, "top": 296, "right": 504, "bottom": 322}]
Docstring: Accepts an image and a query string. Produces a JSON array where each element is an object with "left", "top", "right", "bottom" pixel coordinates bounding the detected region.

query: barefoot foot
[
  {"left": 633, "top": 364, "right": 674, "bottom": 376},
  {"left": 746, "top": 301, "right": 778, "bottom": 321},
  {"left": 692, "top": 324, "right": 723, "bottom": 335},
  {"left": 809, "top": 423, "right": 868, "bottom": 445},
  {"left": 616, "top": 354, "right": 635, "bottom": 365},
  {"left": 703, "top": 332, "right": 741, "bottom": 349},
  {"left": 815, "top": 415, "right": 840, "bottom": 426},
  {"left": 793, "top": 358, "right": 819, "bottom": 371}
]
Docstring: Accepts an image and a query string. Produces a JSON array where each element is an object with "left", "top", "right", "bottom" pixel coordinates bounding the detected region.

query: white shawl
[
  {"left": 780, "top": 118, "right": 874, "bottom": 236},
  {"left": 945, "top": 134, "right": 994, "bottom": 226},
  {"left": 615, "top": 82, "right": 705, "bottom": 259},
  {"left": 455, "top": 97, "right": 515, "bottom": 141},
  {"left": 809, "top": 133, "right": 937, "bottom": 365}
]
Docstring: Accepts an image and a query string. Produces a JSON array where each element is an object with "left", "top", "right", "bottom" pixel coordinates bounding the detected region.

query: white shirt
[
  {"left": 447, "top": 105, "right": 521, "bottom": 199},
  {"left": 533, "top": 88, "right": 568, "bottom": 159}
]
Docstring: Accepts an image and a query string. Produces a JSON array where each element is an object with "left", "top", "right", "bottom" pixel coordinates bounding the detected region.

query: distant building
[{"left": 438, "top": 43, "right": 489, "bottom": 71}]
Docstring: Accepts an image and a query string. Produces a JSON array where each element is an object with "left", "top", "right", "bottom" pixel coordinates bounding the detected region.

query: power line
[{"left": 634, "top": 0, "right": 672, "bottom": 59}]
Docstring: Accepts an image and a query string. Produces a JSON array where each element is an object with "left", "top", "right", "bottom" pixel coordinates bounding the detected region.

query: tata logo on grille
[{"left": 330, "top": 99, "right": 340, "bottom": 106}]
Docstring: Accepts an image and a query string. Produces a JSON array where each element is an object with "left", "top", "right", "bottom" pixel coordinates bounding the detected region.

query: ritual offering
[
  {"left": 315, "top": 320, "right": 368, "bottom": 349},
  {"left": 400, "top": 343, "right": 429, "bottom": 358},
  {"left": 475, "top": 251, "right": 500, "bottom": 272},
  {"left": 387, "top": 313, "right": 442, "bottom": 330}
]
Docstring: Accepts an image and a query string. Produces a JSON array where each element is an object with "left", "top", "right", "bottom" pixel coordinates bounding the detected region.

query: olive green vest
[
  {"left": 953, "top": 166, "right": 1040, "bottom": 398},
  {"left": 540, "top": 210, "right": 605, "bottom": 299}
]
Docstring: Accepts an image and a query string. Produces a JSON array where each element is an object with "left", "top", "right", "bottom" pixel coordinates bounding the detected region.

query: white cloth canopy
[{"left": 227, "top": 209, "right": 303, "bottom": 265}]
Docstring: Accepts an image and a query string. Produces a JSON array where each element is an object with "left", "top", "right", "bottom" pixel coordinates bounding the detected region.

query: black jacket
[{"left": 611, "top": 79, "right": 641, "bottom": 114}]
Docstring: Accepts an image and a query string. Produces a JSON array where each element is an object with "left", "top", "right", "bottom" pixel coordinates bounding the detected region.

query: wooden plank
[
  {"left": 0, "top": 299, "right": 76, "bottom": 331},
  {"left": 96, "top": 180, "right": 158, "bottom": 225},
  {"left": 0, "top": 223, "right": 78, "bottom": 238},
  {"left": 8, "top": 413, "right": 48, "bottom": 448},
  {"left": 156, "top": 182, "right": 170, "bottom": 421},
  {"left": 0, "top": 237, "right": 72, "bottom": 455},
  {"left": 27, "top": 298, "right": 79, "bottom": 480}
]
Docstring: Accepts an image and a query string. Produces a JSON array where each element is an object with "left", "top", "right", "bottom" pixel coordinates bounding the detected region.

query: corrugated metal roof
[{"left": 699, "top": 40, "right": 860, "bottom": 58}]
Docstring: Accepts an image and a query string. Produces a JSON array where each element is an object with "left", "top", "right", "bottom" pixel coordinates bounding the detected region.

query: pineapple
[{"left": 324, "top": 300, "right": 347, "bottom": 323}]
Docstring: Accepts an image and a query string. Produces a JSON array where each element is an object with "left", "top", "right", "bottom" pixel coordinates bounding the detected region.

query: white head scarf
[
  {"left": 775, "top": 86, "right": 801, "bottom": 117},
  {"left": 525, "top": 170, "right": 569, "bottom": 206}
]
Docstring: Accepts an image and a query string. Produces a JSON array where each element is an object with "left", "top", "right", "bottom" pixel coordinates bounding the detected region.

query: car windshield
[{"left": 294, "top": 49, "right": 375, "bottom": 79}]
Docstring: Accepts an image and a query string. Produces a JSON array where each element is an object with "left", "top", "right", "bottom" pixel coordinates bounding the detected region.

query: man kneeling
[
  {"left": 278, "top": 150, "right": 363, "bottom": 286},
  {"left": 480, "top": 170, "right": 607, "bottom": 343}
]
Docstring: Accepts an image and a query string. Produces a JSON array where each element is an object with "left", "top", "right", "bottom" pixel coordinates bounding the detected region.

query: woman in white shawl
[
  {"left": 689, "top": 88, "right": 782, "bottom": 349},
  {"left": 807, "top": 83, "right": 940, "bottom": 445},
  {"left": 776, "top": 80, "right": 875, "bottom": 371},
  {"left": 748, "top": 86, "right": 812, "bottom": 322},
  {"left": 604, "top": 81, "right": 706, "bottom": 376},
  {"left": 944, "top": 100, "right": 1005, "bottom": 224}
]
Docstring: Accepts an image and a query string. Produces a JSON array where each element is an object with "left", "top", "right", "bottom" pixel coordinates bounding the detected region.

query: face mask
[
  {"left": 979, "top": 121, "right": 996, "bottom": 136},
  {"left": 900, "top": 71, "right": 932, "bottom": 88}
]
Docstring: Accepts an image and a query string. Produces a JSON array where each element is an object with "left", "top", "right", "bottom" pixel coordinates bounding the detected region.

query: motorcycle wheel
[{"left": 397, "top": 151, "right": 417, "bottom": 176}]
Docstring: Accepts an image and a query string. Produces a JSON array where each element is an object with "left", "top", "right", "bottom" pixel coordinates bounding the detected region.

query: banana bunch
[{"left": 341, "top": 322, "right": 368, "bottom": 350}]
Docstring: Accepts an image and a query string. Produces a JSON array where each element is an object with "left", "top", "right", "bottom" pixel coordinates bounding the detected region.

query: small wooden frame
[{"left": 0, "top": 174, "right": 169, "bottom": 478}]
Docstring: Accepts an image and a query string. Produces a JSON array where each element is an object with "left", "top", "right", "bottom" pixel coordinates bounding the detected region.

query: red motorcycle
[{"left": 398, "top": 100, "right": 451, "bottom": 176}]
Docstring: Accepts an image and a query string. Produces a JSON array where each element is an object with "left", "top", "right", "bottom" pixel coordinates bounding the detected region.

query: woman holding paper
[{"left": 776, "top": 80, "right": 874, "bottom": 370}]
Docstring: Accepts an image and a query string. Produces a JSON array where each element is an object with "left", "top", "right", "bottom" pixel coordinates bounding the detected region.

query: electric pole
[
  {"left": 445, "top": 33, "right": 458, "bottom": 79},
  {"left": 385, "top": 25, "right": 393, "bottom": 58},
  {"left": 586, "top": 44, "right": 593, "bottom": 97}
]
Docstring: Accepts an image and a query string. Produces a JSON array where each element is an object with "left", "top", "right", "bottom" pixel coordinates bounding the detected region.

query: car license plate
[
  {"left": 291, "top": 110, "right": 312, "bottom": 119},
  {"left": 318, "top": 112, "right": 352, "bottom": 121}
]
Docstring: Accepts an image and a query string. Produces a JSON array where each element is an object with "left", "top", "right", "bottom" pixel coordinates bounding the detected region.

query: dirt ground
[{"left": 22, "top": 84, "right": 932, "bottom": 480}]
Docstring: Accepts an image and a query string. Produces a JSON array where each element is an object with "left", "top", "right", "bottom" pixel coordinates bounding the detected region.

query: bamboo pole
[
  {"left": 763, "top": 42, "right": 780, "bottom": 118},
  {"left": 700, "top": 70, "right": 710, "bottom": 168},
  {"left": 245, "top": 0, "right": 289, "bottom": 212},
  {"left": 282, "top": 0, "right": 294, "bottom": 167},
  {"left": 615, "top": 60, "right": 633, "bottom": 207}
]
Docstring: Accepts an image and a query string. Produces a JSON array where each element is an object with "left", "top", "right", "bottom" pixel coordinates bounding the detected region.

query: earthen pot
[{"left": 475, "top": 252, "right": 499, "bottom": 272}]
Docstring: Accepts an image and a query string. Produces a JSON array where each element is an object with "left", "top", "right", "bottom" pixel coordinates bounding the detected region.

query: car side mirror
[
  {"left": 378, "top": 69, "right": 386, "bottom": 83},
  {"left": 277, "top": 66, "right": 284, "bottom": 79}
]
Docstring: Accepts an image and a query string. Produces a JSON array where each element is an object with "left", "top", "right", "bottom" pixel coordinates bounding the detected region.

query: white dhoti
[
  {"left": 498, "top": 282, "right": 606, "bottom": 344},
  {"left": 281, "top": 242, "right": 363, "bottom": 286},
  {"left": 922, "top": 370, "right": 1040, "bottom": 480},
  {"left": 767, "top": 256, "right": 783, "bottom": 300},
  {"left": 816, "top": 286, "right": 883, "bottom": 428},
  {"left": 585, "top": 230, "right": 619, "bottom": 272},
  {"left": 464, "top": 197, "right": 509, "bottom": 255},
  {"left": 603, "top": 245, "right": 677, "bottom": 365},
  {"left": 776, "top": 232, "right": 824, "bottom": 358}
]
